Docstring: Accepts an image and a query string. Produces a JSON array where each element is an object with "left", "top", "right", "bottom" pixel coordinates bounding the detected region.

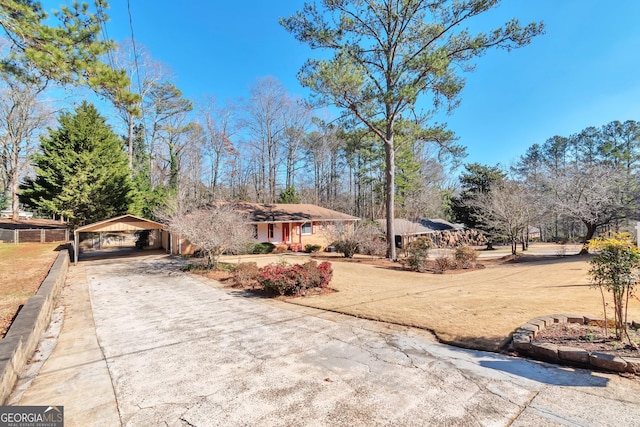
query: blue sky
[{"left": 94, "top": 1, "right": 640, "bottom": 168}]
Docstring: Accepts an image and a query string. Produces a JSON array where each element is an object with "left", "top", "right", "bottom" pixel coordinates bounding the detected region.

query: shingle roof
[
  {"left": 375, "top": 218, "right": 465, "bottom": 235},
  {"left": 375, "top": 218, "right": 433, "bottom": 235},
  {"left": 420, "top": 218, "right": 464, "bottom": 232},
  {"left": 233, "top": 203, "right": 359, "bottom": 223},
  {"left": 75, "top": 214, "right": 165, "bottom": 233}
]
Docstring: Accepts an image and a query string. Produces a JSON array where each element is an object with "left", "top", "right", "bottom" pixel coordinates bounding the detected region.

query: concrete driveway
[{"left": 14, "top": 254, "right": 640, "bottom": 426}]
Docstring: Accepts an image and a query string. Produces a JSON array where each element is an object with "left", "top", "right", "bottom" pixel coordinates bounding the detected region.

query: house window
[
  {"left": 301, "top": 222, "right": 312, "bottom": 235},
  {"left": 252, "top": 225, "right": 258, "bottom": 239},
  {"left": 268, "top": 223, "right": 274, "bottom": 239}
]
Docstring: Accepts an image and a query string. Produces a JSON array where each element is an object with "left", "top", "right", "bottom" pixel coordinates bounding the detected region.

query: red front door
[{"left": 282, "top": 224, "right": 290, "bottom": 243}]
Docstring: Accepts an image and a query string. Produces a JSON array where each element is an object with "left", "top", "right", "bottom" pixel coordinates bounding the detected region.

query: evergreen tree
[
  {"left": 0, "top": 0, "right": 137, "bottom": 110},
  {"left": 451, "top": 163, "right": 505, "bottom": 247},
  {"left": 277, "top": 186, "right": 301, "bottom": 204},
  {"left": 282, "top": 0, "right": 543, "bottom": 259},
  {"left": 21, "top": 101, "right": 131, "bottom": 225}
]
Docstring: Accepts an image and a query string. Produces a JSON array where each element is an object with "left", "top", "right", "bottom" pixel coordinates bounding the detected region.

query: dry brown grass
[
  {"left": 285, "top": 249, "right": 640, "bottom": 352},
  {"left": 0, "top": 243, "right": 59, "bottom": 337}
]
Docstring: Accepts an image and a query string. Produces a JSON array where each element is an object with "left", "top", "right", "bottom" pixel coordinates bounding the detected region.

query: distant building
[
  {"left": 376, "top": 218, "right": 463, "bottom": 249},
  {"left": 0, "top": 210, "right": 33, "bottom": 219}
]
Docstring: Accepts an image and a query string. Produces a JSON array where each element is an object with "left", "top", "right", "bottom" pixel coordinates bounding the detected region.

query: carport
[{"left": 73, "top": 214, "right": 167, "bottom": 264}]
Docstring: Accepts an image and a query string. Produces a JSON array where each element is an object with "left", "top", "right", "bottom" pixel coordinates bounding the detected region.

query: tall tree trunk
[
  {"left": 580, "top": 222, "right": 597, "bottom": 254},
  {"left": 169, "top": 144, "right": 179, "bottom": 191},
  {"left": 10, "top": 169, "right": 19, "bottom": 221},
  {"left": 127, "top": 112, "right": 134, "bottom": 171},
  {"left": 385, "top": 135, "right": 396, "bottom": 260}
]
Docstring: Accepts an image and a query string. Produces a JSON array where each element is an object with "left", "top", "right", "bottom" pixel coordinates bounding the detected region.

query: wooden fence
[{"left": 0, "top": 228, "right": 69, "bottom": 244}]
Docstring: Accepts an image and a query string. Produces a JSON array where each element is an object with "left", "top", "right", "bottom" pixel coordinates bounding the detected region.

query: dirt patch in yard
[{"left": 0, "top": 243, "right": 60, "bottom": 337}]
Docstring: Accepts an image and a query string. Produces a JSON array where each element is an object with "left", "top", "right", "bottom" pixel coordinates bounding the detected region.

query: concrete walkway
[
  {"left": 11, "top": 261, "right": 120, "bottom": 425},
  {"left": 12, "top": 254, "right": 640, "bottom": 426}
]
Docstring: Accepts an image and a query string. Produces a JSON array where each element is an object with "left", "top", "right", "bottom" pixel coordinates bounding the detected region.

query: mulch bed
[
  {"left": 310, "top": 254, "right": 486, "bottom": 274},
  {"left": 534, "top": 322, "right": 640, "bottom": 358}
]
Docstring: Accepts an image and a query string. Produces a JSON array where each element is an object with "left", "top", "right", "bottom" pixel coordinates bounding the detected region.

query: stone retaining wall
[
  {"left": 0, "top": 249, "right": 69, "bottom": 404},
  {"left": 512, "top": 314, "right": 640, "bottom": 374}
]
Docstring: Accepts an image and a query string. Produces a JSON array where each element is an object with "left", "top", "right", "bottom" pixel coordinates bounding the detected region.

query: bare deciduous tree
[
  {"left": 242, "top": 77, "right": 293, "bottom": 203},
  {"left": 198, "top": 97, "right": 238, "bottom": 201},
  {"left": 0, "top": 77, "right": 51, "bottom": 219},
  {"left": 167, "top": 203, "right": 254, "bottom": 269},
  {"left": 470, "top": 180, "right": 536, "bottom": 255},
  {"left": 543, "top": 164, "right": 626, "bottom": 252}
]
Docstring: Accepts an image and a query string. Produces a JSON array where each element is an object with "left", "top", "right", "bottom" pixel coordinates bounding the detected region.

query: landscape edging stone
[{"left": 512, "top": 314, "right": 640, "bottom": 373}]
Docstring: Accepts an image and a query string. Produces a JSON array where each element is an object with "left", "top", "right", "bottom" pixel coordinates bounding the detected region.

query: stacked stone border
[
  {"left": 512, "top": 314, "right": 640, "bottom": 374},
  {"left": 0, "top": 249, "right": 69, "bottom": 404}
]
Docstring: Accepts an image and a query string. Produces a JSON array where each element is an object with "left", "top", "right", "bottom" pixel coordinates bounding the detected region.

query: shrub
[
  {"left": 317, "top": 262, "right": 333, "bottom": 288},
  {"left": 305, "top": 244, "right": 322, "bottom": 253},
  {"left": 233, "top": 262, "right": 259, "bottom": 288},
  {"left": 273, "top": 244, "right": 289, "bottom": 253},
  {"left": 256, "top": 261, "right": 333, "bottom": 296},
  {"left": 332, "top": 239, "right": 359, "bottom": 258},
  {"left": 257, "top": 264, "right": 298, "bottom": 295},
  {"left": 434, "top": 254, "right": 455, "bottom": 272},
  {"left": 588, "top": 232, "right": 640, "bottom": 343},
  {"left": 301, "top": 260, "right": 321, "bottom": 287},
  {"left": 252, "top": 242, "right": 275, "bottom": 254},
  {"left": 359, "top": 236, "right": 387, "bottom": 258},
  {"left": 454, "top": 246, "right": 478, "bottom": 269},
  {"left": 324, "top": 221, "right": 381, "bottom": 258},
  {"left": 406, "top": 237, "right": 433, "bottom": 272}
]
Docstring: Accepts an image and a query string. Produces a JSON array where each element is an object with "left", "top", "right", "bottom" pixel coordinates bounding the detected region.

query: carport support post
[{"left": 74, "top": 230, "right": 79, "bottom": 265}]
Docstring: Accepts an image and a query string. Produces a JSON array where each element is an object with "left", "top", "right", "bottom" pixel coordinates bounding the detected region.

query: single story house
[
  {"left": 235, "top": 202, "right": 359, "bottom": 251},
  {"left": 527, "top": 226, "right": 541, "bottom": 241}
]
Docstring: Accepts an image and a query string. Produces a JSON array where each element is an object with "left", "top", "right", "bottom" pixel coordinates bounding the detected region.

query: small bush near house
[
  {"left": 406, "top": 237, "right": 433, "bottom": 272},
  {"left": 257, "top": 264, "right": 301, "bottom": 295},
  {"left": 359, "top": 236, "right": 387, "bottom": 258},
  {"left": 301, "top": 260, "right": 333, "bottom": 288},
  {"left": 434, "top": 254, "right": 456, "bottom": 272},
  {"left": 332, "top": 239, "right": 359, "bottom": 258},
  {"left": 454, "top": 246, "right": 478, "bottom": 269},
  {"left": 305, "top": 244, "right": 322, "bottom": 253},
  {"left": 325, "top": 221, "right": 381, "bottom": 258},
  {"left": 252, "top": 242, "right": 275, "bottom": 254},
  {"left": 317, "top": 262, "right": 333, "bottom": 287},
  {"left": 256, "top": 261, "right": 333, "bottom": 296},
  {"left": 233, "top": 262, "right": 259, "bottom": 288}
]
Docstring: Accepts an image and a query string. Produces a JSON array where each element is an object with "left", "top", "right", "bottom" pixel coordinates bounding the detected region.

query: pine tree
[
  {"left": 21, "top": 102, "right": 132, "bottom": 225},
  {"left": 0, "top": 0, "right": 138, "bottom": 111}
]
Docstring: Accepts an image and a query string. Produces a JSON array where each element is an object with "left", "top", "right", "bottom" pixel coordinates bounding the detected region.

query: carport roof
[{"left": 75, "top": 214, "right": 165, "bottom": 233}]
